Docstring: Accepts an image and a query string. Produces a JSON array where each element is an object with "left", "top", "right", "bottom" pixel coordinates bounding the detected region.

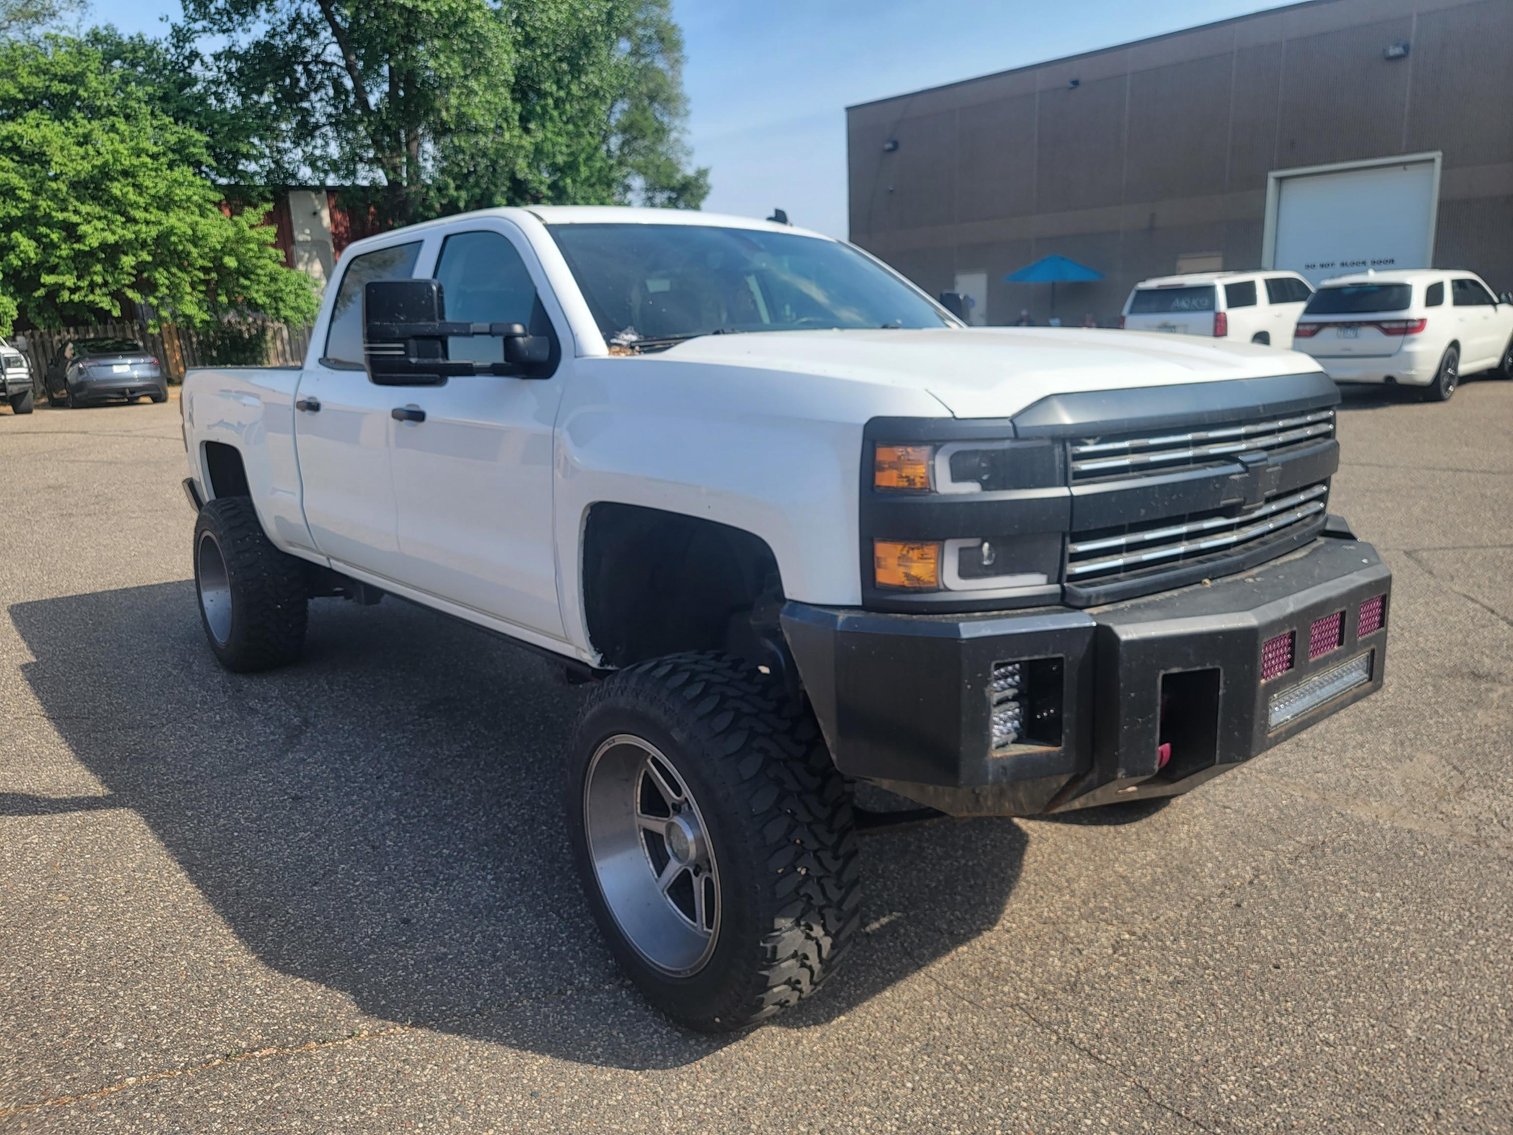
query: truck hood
[{"left": 657, "top": 327, "right": 1321, "bottom": 419}]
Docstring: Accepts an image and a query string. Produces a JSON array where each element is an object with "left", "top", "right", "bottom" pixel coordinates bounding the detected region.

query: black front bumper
[{"left": 782, "top": 529, "right": 1390, "bottom": 816}]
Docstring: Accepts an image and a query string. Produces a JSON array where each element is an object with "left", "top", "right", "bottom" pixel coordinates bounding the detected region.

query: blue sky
[{"left": 101, "top": 0, "right": 1296, "bottom": 237}]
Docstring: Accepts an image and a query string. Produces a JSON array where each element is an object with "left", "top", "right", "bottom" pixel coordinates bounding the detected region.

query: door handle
[
  {"left": 295, "top": 396, "right": 321, "bottom": 412},
  {"left": 391, "top": 405, "right": 426, "bottom": 423}
]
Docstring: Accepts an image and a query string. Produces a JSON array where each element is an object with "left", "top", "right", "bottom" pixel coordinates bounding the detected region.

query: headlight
[
  {"left": 873, "top": 444, "right": 934, "bottom": 492},
  {"left": 864, "top": 429, "right": 1067, "bottom": 602}
]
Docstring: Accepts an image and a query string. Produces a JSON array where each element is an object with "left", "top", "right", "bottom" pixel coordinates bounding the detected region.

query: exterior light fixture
[{"left": 1384, "top": 41, "right": 1410, "bottom": 59}]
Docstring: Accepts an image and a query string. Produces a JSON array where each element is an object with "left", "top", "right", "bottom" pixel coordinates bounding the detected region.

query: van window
[
  {"left": 1224, "top": 280, "right": 1257, "bottom": 308},
  {"left": 1425, "top": 282, "right": 1444, "bottom": 307},
  {"left": 1452, "top": 278, "right": 1495, "bottom": 307},
  {"left": 1128, "top": 286, "right": 1215, "bottom": 314},
  {"left": 1303, "top": 284, "right": 1412, "bottom": 315},
  {"left": 323, "top": 242, "right": 423, "bottom": 367}
]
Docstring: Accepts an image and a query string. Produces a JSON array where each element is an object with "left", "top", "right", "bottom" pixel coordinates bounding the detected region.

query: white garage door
[{"left": 1269, "top": 157, "right": 1438, "bottom": 286}]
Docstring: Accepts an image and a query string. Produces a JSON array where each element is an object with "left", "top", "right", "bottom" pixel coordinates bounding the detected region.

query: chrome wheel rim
[
  {"left": 583, "top": 734, "right": 721, "bottom": 976},
  {"left": 1445, "top": 353, "right": 1458, "bottom": 393},
  {"left": 196, "top": 531, "right": 233, "bottom": 646}
]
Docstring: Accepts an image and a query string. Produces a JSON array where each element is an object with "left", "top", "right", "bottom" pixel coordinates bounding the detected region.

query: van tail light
[
  {"left": 1293, "top": 323, "right": 1322, "bottom": 338},
  {"left": 1213, "top": 311, "right": 1228, "bottom": 338},
  {"left": 1376, "top": 319, "right": 1427, "bottom": 336}
]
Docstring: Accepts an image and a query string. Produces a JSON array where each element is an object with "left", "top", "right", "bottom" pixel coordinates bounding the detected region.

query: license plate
[
  {"left": 1156, "top": 322, "right": 1178, "bottom": 334},
  {"left": 1337, "top": 326, "right": 1359, "bottom": 339},
  {"left": 112, "top": 363, "right": 129, "bottom": 373}
]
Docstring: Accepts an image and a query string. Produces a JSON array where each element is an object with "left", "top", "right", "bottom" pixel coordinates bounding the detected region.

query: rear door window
[
  {"left": 1266, "top": 277, "right": 1311, "bottom": 304},
  {"left": 1452, "top": 278, "right": 1495, "bottom": 307},
  {"left": 323, "top": 241, "right": 423, "bottom": 367},
  {"left": 1303, "top": 284, "right": 1412, "bottom": 315},
  {"left": 1128, "top": 286, "right": 1215, "bottom": 314},
  {"left": 1225, "top": 280, "right": 1257, "bottom": 308}
]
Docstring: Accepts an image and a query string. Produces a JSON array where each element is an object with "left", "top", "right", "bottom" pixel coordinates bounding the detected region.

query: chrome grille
[
  {"left": 1067, "top": 482, "right": 1328, "bottom": 581},
  {"left": 1070, "top": 410, "right": 1335, "bottom": 482}
]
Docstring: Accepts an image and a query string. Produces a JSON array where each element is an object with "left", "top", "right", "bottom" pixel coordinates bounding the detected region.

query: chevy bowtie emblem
[{"left": 1229, "top": 450, "right": 1281, "bottom": 511}]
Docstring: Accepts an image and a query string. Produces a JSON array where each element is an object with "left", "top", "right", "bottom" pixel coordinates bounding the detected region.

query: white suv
[
  {"left": 1121, "top": 271, "right": 1314, "bottom": 347},
  {"left": 1293, "top": 270, "right": 1513, "bottom": 402}
]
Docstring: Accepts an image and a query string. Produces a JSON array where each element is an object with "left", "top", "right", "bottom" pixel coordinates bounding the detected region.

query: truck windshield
[
  {"left": 547, "top": 223, "right": 952, "bottom": 346},
  {"left": 1303, "top": 284, "right": 1412, "bottom": 315}
]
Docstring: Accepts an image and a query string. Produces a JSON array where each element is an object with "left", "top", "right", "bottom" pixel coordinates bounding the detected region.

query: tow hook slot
[{"left": 1156, "top": 669, "right": 1221, "bottom": 780}]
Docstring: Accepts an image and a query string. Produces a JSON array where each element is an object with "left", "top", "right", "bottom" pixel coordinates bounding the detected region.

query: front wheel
[
  {"left": 567, "top": 653, "right": 861, "bottom": 1032},
  {"left": 1497, "top": 337, "right": 1513, "bottom": 379},
  {"left": 9, "top": 389, "right": 33, "bottom": 415},
  {"left": 193, "top": 496, "right": 308, "bottom": 672},
  {"left": 1424, "top": 345, "right": 1459, "bottom": 402}
]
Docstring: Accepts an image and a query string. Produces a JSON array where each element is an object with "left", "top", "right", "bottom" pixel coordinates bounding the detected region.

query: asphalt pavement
[{"left": 1, "top": 378, "right": 1510, "bottom": 1133}]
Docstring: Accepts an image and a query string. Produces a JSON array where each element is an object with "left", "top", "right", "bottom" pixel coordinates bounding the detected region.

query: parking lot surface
[{"left": 2, "top": 381, "right": 1511, "bottom": 1133}]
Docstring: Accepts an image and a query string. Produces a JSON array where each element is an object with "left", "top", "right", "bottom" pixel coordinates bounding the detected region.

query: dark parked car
[{"left": 45, "top": 339, "right": 167, "bottom": 408}]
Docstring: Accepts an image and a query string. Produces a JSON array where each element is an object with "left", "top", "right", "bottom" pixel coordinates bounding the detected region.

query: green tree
[
  {"left": 0, "top": 36, "right": 319, "bottom": 335},
  {"left": 0, "top": 0, "right": 86, "bottom": 40},
  {"left": 177, "top": 0, "right": 708, "bottom": 224}
]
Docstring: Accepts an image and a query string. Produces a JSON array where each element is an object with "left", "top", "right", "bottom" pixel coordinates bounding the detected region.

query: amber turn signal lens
[
  {"left": 874, "top": 444, "right": 934, "bottom": 491},
  {"left": 874, "top": 540, "right": 942, "bottom": 590}
]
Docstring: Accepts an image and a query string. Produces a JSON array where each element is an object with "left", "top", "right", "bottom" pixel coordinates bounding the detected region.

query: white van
[{"left": 1121, "top": 271, "right": 1314, "bottom": 347}]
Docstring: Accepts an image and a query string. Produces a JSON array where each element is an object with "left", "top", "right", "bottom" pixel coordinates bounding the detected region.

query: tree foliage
[
  {"left": 177, "top": 0, "right": 708, "bottom": 224},
  {"left": 0, "top": 0, "right": 86, "bottom": 40},
  {"left": 0, "top": 37, "right": 320, "bottom": 334}
]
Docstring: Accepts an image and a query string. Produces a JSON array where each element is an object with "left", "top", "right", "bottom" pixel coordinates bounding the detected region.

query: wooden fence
[{"left": 10, "top": 320, "right": 313, "bottom": 392}]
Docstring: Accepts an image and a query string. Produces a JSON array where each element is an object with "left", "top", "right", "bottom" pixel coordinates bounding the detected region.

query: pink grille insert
[
  {"left": 1308, "top": 611, "right": 1344, "bottom": 660},
  {"left": 1261, "top": 632, "right": 1294, "bottom": 681},
  {"left": 1358, "top": 593, "right": 1386, "bottom": 636}
]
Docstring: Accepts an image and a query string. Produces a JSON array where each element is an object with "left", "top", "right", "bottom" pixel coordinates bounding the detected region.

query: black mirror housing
[{"left": 363, "top": 279, "right": 546, "bottom": 385}]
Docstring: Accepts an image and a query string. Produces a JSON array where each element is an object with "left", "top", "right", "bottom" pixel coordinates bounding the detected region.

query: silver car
[{"left": 45, "top": 338, "right": 167, "bottom": 408}]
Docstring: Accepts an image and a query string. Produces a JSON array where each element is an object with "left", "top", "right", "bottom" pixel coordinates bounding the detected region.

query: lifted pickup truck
[{"left": 181, "top": 207, "right": 1390, "bottom": 1031}]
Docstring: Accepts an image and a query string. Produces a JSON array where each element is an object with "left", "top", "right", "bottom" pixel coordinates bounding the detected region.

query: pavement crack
[
  {"left": 902, "top": 945, "right": 1219, "bottom": 1133},
  {"left": 1340, "top": 461, "right": 1513, "bottom": 476},
  {"left": 1404, "top": 549, "right": 1513, "bottom": 634},
  {"left": 0, "top": 1025, "right": 416, "bottom": 1120}
]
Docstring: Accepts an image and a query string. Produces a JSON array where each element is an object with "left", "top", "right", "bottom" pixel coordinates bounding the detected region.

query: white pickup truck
[{"left": 181, "top": 206, "right": 1391, "bottom": 1031}]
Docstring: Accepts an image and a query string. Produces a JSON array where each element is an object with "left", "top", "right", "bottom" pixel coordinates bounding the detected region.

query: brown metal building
[{"left": 846, "top": 0, "right": 1513, "bottom": 326}]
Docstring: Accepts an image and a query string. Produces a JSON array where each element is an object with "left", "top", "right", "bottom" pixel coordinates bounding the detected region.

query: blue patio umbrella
[{"left": 1003, "top": 255, "right": 1104, "bottom": 319}]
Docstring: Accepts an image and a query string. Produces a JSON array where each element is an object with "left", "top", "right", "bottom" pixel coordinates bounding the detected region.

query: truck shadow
[{"left": 9, "top": 583, "right": 1023, "bottom": 1069}]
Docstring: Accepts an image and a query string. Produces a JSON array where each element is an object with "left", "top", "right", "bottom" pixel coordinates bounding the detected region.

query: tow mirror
[{"left": 362, "top": 279, "right": 548, "bottom": 384}]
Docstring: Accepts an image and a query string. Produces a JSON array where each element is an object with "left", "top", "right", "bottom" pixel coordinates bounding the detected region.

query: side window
[
  {"left": 434, "top": 230, "right": 552, "bottom": 365},
  {"left": 1290, "top": 278, "right": 1313, "bottom": 303},
  {"left": 1452, "top": 278, "right": 1494, "bottom": 307},
  {"left": 1425, "top": 282, "right": 1444, "bottom": 307},
  {"left": 323, "top": 242, "right": 423, "bottom": 367},
  {"left": 1225, "top": 280, "right": 1257, "bottom": 308},
  {"left": 1264, "top": 277, "right": 1291, "bottom": 305}
]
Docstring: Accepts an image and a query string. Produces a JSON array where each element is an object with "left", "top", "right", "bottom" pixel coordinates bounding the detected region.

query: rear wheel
[
  {"left": 1251, "top": 332, "right": 1270, "bottom": 346},
  {"left": 1424, "top": 345, "right": 1459, "bottom": 402},
  {"left": 150, "top": 389, "right": 168, "bottom": 403},
  {"left": 9, "top": 389, "right": 33, "bottom": 415},
  {"left": 193, "top": 497, "right": 308, "bottom": 672},
  {"left": 567, "top": 653, "right": 860, "bottom": 1032},
  {"left": 1497, "top": 337, "right": 1513, "bottom": 379}
]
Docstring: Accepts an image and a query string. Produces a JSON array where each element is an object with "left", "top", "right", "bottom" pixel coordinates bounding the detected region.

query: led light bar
[{"left": 1268, "top": 652, "right": 1372, "bottom": 729}]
